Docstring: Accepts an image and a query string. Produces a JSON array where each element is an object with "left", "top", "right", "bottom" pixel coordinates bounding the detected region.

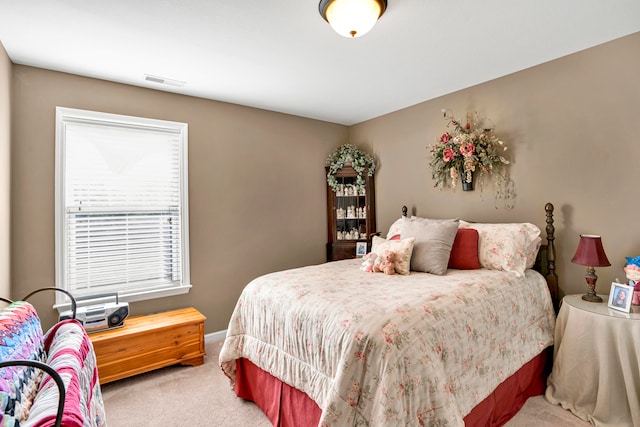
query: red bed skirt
[{"left": 235, "top": 347, "right": 550, "bottom": 427}]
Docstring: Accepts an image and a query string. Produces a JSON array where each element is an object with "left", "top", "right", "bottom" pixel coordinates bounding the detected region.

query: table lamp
[{"left": 571, "top": 234, "right": 611, "bottom": 302}]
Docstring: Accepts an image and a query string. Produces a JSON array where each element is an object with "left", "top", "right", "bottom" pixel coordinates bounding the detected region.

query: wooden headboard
[
  {"left": 400, "top": 202, "right": 559, "bottom": 312},
  {"left": 540, "top": 203, "right": 558, "bottom": 311}
]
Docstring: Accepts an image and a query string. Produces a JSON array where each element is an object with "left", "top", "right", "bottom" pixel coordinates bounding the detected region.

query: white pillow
[
  {"left": 386, "top": 217, "right": 403, "bottom": 239},
  {"left": 371, "top": 236, "right": 415, "bottom": 275},
  {"left": 399, "top": 217, "right": 459, "bottom": 275},
  {"left": 458, "top": 221, "right": 542, "bottom": 277},
  {"left": 387, "top": 216, "right": 457, "bottom": 239},
  {"left": 526, "top": 237, "right": 542, "bottom": 269},
  {"left": 411, "top": 215, "right": 459, "bottom": 222}
]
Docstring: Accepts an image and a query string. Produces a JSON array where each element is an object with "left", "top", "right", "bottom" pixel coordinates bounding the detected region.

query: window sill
[{"left": 53, "top": 284, "right": 192, "bottom": 314}]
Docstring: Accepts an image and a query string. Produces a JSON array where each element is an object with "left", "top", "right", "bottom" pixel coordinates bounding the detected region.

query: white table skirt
[{"left": 545, "top": 295, "right": 640, "bottom": 427}]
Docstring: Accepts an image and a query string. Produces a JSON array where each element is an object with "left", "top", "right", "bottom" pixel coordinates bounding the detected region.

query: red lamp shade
[{"left": 571, "top": 235, "right": 611, "bottom": 267}]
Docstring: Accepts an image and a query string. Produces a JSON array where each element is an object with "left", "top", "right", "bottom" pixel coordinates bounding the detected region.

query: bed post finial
[
  {"left": 402, "top": 206, "right": 408, "bottom": 217},
  {"left": 544, "top": 203, "right": 559, "bottom": 311}
]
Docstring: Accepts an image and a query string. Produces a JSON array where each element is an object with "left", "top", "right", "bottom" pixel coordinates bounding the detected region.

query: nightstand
[{"left": 545, "top": 295, "right": 640, "bottom": 425}]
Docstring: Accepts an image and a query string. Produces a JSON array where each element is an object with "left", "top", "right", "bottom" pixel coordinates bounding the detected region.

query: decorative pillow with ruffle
[
  {"left": 371, "top": 236, "right": 415, "bottom": 275},
  {"left": 459, "top": 221, "right": 541, "bottom": 277}
]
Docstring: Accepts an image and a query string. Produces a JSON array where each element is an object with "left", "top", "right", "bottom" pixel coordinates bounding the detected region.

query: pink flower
[
  {"left": 440, "top": 132, "right": 451, "bottom": 143},
  {"left": 460, "top": 142, "right": 475, "bottom": 157},
  {"left": 442, "top": 147, "right": 456, "bottom": 162}
]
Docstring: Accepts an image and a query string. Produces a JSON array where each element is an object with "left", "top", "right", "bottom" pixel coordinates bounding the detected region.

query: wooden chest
[{"left": 89, "top": 307, "right": 206, "bottom": 384}]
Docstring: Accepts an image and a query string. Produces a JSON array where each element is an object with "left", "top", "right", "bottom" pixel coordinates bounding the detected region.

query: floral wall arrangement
[{"left": 429, "top": 109, "right": 513, "bottom": 207}]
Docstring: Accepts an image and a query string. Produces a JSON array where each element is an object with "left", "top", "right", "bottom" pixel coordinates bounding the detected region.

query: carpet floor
[{"left": 101, "top": 340, "right": 590, "bottom": 426}]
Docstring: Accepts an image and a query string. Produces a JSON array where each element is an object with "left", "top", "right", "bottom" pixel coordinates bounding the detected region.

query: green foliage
[{"left": 326, "top": 144, "right": 376, "bottom": 193}]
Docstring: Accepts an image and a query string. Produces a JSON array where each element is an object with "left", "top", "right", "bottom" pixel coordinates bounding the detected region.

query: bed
[{"left": 220, "top": 203, "right": 559, "bottom": 426}]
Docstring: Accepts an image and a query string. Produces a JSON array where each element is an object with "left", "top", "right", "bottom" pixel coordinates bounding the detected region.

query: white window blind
[{"left": 55, "top": 107, "right": 190, "bottom": 308}]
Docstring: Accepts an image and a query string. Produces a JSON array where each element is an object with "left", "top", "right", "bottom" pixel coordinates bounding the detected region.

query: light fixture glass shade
[{"left": 320, "top": 0, "right": 386, "bottom": 38}]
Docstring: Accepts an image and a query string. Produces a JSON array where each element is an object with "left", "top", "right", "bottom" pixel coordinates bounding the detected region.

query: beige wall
[
  {"left": 9, "top": 33, "right": 639, "bottom": 332},
  {"left": 0, "top": 42, "right": 10, "bottom": 299},
  {"left": 10, "top": 66, "right": 346, "bottom": 331},
  {"left": 352, "top": 32, "right": 640, "bottom": 298}
]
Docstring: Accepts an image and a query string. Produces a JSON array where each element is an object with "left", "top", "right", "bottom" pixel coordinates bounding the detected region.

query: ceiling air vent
[{"left": 144, "top": 74, "right": 186, "bottom": 88}]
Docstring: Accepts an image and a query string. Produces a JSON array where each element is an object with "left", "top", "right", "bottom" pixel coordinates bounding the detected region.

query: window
[{"left": 55, "top": 107, "right": 190, "bottom": 309}]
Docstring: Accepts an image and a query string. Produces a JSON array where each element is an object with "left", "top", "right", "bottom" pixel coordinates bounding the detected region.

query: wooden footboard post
[{"left": 545, "top": 203, "right": 559, "bottom": 312}]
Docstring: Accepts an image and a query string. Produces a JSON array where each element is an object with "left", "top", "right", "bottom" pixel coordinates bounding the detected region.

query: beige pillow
[
  {"left": 371, "top": 236, "right": 415, "bottom": 275},
  {"left": 400, "top": 217, "right": 459, "bottom": 275}
]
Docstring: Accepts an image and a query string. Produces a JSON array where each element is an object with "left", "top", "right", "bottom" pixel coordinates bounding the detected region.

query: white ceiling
[{"left": 1, "top": 1, "right": 639, "bottom": 125}]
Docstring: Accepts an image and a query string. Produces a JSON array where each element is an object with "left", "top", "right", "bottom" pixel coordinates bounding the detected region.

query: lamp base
[
  {"left": 582, "top": 293, "right": 603, "bottom": 303},
  {"left": 581, "top": 266, "right": 603, "bottom": 302}
]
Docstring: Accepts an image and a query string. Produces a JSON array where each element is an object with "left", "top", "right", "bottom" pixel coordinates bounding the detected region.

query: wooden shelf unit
[
  {"left": 89, "top": 307, "right": 206, "bottom": 384},
  {"left": 325, "top": 165, "right": 376, "bottom": 261}
]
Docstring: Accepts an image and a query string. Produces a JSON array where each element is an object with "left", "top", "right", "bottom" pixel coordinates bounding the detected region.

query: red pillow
[{"left": 448, "top": 228, "right": 481, "bottom": 270}]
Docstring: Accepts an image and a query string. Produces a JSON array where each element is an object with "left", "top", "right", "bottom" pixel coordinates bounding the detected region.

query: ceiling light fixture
[
  {"left": 319, "top": 0, "right": 387, "bottom": 38},
  {"left": 144, "top": 74, "right": 186, "bottom": 88}
]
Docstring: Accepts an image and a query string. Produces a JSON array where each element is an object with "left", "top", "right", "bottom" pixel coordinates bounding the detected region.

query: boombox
[{"left": 59, "top": 293, "right": 129, "bottom": 333}]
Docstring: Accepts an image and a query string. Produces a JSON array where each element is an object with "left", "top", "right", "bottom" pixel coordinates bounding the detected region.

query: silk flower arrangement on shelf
[
  {"left": 429, "top": 110, "right": 511, "bottom": 202},
  {"left": 326, "top": 143, "right": 376, "bottom": 193}
]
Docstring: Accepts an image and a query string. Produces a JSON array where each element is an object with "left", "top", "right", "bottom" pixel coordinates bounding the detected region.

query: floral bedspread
[{"left": 219, "top": 259, "right": 555, "bottom": 426}]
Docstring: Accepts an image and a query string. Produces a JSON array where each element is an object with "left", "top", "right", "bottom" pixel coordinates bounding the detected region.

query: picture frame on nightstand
[
  {"left": 356, "top": 241, "right": 367, "bottom": 257},
  {"left": 607, "top": 282, "right": 634, "bottom": 313}
]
